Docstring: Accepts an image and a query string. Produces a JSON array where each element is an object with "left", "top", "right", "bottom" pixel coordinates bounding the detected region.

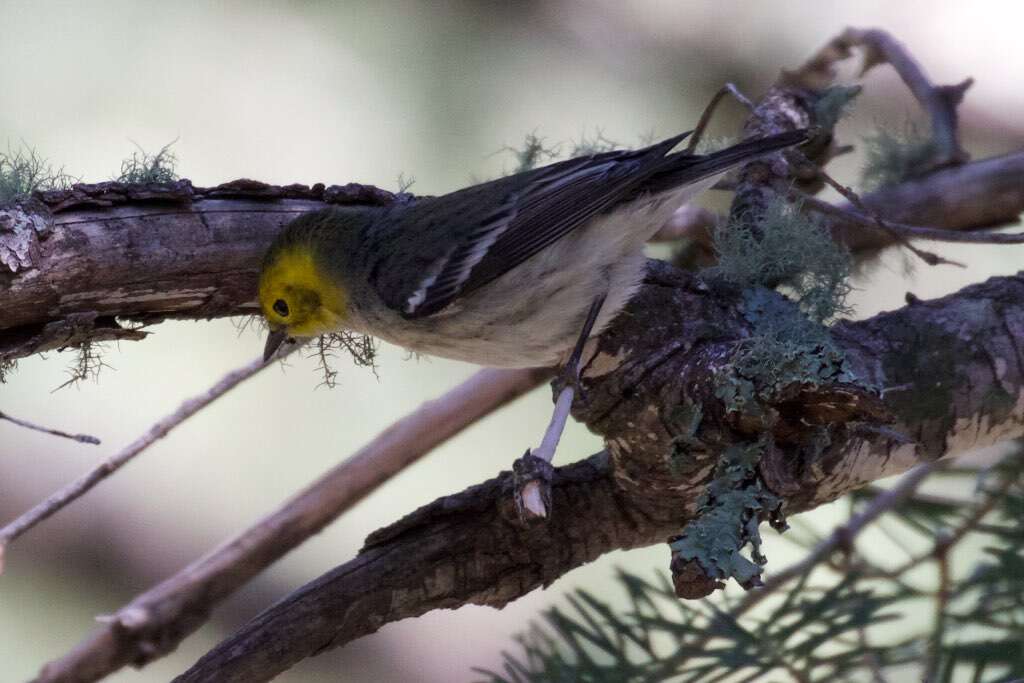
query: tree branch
[
  {"left": 8, "top": 24, "right": 1023, "bottom": 683},
  {"left": 0, "top": 181, "right": 396, "bottom": 362},
  {"left": 2, "top": 156, "right": 1023, "bottom": 364},
  {"left": 173, "top": 264, "right": 1024, "bottom": 682},
  {"left": 785, "top": 27, "right": 972, "bottom": 167},
  {"left": 0, "top": 352, "right": 288, "bottom": 571},
  {"left": 0, "top": 409, "right": 100, "bottom": 445},
  {"left": 31, "top": 366, "right": 546, "bottom": 683}
]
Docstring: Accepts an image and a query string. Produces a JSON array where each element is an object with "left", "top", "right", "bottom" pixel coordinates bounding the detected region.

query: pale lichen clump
[
  {"left": 0, "top": 142, "right": 73, "bottom": 202},
  {"left": 672, "top": 196, "right": 865, "bottom": 593},
  {"left": 116, "top": 141, "right": 179, "bottom": 184},
  {"left": 860, "top": 123, "right": 939, "bottom": 191}
]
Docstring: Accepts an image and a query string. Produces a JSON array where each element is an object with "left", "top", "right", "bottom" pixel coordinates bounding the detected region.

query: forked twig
[
  {"left": 685, "top": 83, "right": 756, "bottom": 154},
  {"left": 838, "top": 27, "right": 972, "bottom": 167}
]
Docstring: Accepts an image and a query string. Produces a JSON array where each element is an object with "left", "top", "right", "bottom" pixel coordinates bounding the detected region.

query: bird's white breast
[{"left": 349, "top": 177, "right": 719, "bottom": 368}]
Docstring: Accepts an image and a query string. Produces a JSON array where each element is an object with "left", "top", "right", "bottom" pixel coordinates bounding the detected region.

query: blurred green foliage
[
  {"left": 861, "top": 123, "right": 939, "bottom": 191},
  {"left": 483, "top": 447, "right": 1024, "bottom": 683}
]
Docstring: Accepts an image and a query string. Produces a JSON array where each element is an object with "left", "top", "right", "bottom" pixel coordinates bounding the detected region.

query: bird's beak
[{"left": 263, "top": 327, "right": 289, "bottom": 363}]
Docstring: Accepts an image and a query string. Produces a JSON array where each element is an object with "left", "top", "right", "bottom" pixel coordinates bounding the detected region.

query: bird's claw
[{"left": 513, "top": 450, "right": 555, "bottom": 523}]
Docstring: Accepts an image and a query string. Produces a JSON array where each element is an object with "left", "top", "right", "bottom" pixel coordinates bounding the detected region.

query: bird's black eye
[{"left": 273, "top": 299, "right": 290, "bottom": 317}]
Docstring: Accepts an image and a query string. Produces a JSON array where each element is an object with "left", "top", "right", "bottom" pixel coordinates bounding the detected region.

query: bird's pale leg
[{"left": 514, "top": 295, "right": 606, "bottom": 522}]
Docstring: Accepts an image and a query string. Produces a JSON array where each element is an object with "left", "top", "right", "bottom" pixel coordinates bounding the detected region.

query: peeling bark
[
  {"left": 0, "top": 201, "right": 52, "bottom": 273},
  {"left": 2, "top": 151, "right": 1022, "bottom": 366},
  {"left": 12, "top": 25, "right": 1024, "bottom": 683}
]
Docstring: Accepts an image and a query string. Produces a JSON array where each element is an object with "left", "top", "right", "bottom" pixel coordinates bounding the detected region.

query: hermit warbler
[{"left": 259, "top": 129, "right": 806, "bottom": 366}]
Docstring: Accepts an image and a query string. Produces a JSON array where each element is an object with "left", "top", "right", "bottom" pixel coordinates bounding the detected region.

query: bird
[
  {"left": 258, "top": 127, "right": 807, "bottom": 516},
  {"left": 259, "top": 128, "right": 806, "bottom": 368}
]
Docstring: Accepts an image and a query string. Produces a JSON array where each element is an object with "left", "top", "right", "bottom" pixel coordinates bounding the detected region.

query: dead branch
[
  {"left": 0, "top": 182, "right": 395, "bottom": 362},
  {"left": 31, "top": 366, "right": 546, "bottom": 683},
  {"left": 784, "top": 27, "right": 971, "bottom": 168},
  {"left": 800, "top": 192, "right": 1024, "bottom": 245},
  {"left": 829, "top": 151, "right": 1024, "bottom": 254},
  {"left": 2, "top": 157, "right": 1022, "bottom": 365},
  {"left": 0, "top": 351, "right": 292, "bottom": 571},
  {"left": 6, "top": 24, "right": 1023, "bottom": 683},
  {"left": 0, "top": 409, "right": 100, "bottom": 445},
  {"left": 170, "top": 263, "right": 1024, "bottom": 683},
  {"left": 839, "top": 28, "right": 972, "bottom": 167}
]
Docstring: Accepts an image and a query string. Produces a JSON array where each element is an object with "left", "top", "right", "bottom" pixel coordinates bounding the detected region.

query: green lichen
[
  {"left": 682, "top": 198, "right": 869, "bottom": 588},
  {"left": 569, "top": 129, "right": 620, "bottom": 157},
  {"left": 861, "top": 123, "right": 938, "bottom": 191},
  {"left": 311, "top": 331, "right": 378, "bottom": 389},
  {"left": 500, "top": 129, "right": 624, "bottom": 177},
  {"left": 53, "top": 341, "right": 110, "bottom": 391},
  {"left": 0, "top": 142, "right": 73, "bottom": 202},
  {"left": 503, "top": 132, "right": 561, "bottom": 174},
  {"left": 812, "top": 85, "right": 861, "bottom": 131},
  {"left": 729, "top": 287, "right": 857, "bottom": 400},
  {"left": 670, "top": 439, "right": 781, "bottom": 587},
  {"left": 712, "top": 288, "right": 859, "bottom": 418},
  {"left": 709, "top": 198, "right": 853, "bottom": 324},
  {"left": 396, "top": 171, "right": 415, "bottom": 193},
  {"left": 705, "top": 197, "right": 862, "bottom": 416},
  {"left": 117, "top": 141, "right": 178, "bottom": 183}
]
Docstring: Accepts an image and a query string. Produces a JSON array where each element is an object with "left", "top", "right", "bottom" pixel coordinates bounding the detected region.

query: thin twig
[
  {"left": 32, "top": 366, "right": 548, "bottom": 683},
  {"left": 0, "top": 350, "right": 293, "bottom": 571},
  {"left": 800, "top": 192, "right": 1024, "bottom": 245},
  {"left": 798, "top": 163, "right": 964, "bottom": 267},
  {"left": 685, "top": 83, "right": 756, "bottom": 154},
  {"left": 873, "top": 466, "right": 1017, "bottom": 580},
  {"left": 924, "top": 549, "right": 951, "bottom": 682},
  {"left": 0, "top": 410, "right": 101, "bottom": 445}
]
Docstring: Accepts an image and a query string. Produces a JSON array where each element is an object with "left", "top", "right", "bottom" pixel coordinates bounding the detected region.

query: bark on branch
[
  {"left": 2, "top": 152, "right": 1023, "bottom": 363},
  {"left": 176, "top": 264, "right": 1024, "bottom": 682},
  {"left": 7, "top": 24, "right": 1024, "bottom": 683},
  {"left": 0, "top": 181, "right": 395, "bottom": 361}
]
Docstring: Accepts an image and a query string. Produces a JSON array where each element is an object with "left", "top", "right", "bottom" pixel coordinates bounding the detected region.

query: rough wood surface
[
  {"left": 174, "top": 264, "right": 1024, "bottom": 683},
  {"left": 0, "top": 181, "right": 396, "bottom": 360},
  {"left": 8, "top": 25, "right": 1024, "bottom": 682},
  {"left": 2, "top": 152, "right": 1023, "bottom": 364}
]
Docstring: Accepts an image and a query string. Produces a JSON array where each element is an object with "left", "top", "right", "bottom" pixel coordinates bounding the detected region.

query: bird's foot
[{"left": 513, "top": 450, "right": 555, "bottom": 523}]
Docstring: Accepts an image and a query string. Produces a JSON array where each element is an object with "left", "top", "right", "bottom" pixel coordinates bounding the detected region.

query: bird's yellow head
[{"left": 258, "top": 244, "right": 348, "bottom": 359}]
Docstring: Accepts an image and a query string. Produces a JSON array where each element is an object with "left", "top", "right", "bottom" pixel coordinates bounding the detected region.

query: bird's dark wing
[
  {"left": 368, "top": 133, "right": 688, "bottom": 318},
  {"left": 370, "top": 129, "right": 806, "bottom": 318}
]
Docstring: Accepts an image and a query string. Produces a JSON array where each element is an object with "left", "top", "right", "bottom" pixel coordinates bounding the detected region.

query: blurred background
[{"left": 1, "top": 1, "right": 1022, "bottom": 681}]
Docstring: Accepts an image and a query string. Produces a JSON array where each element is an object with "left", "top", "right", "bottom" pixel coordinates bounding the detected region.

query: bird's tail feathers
[{"left": 644, "top": 129, "right": 809, "bottom": 195}]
